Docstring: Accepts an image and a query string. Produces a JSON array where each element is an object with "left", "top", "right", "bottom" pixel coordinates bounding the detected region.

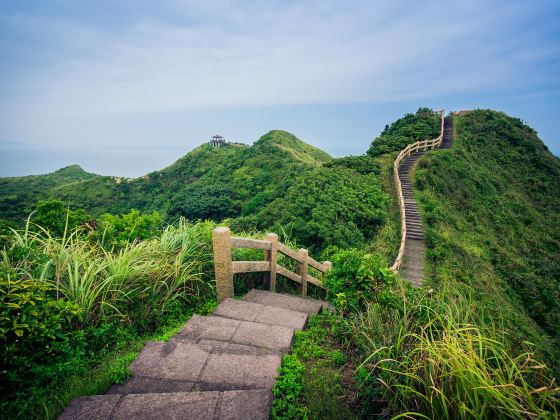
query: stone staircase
[
  {"left": 399, "top": 116, "right": 454, "bottom": 286},
  {"left": 60, "top": 289, "right": 329, "bottom": 420}
]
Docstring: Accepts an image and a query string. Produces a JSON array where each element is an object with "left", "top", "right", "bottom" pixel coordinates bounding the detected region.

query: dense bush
[
  {"left": 0, "top": 217, "right": 217, "bottom": 417},
  {"left": 367, "top": 107, "right": 441, "bottom": 157},
  {"left": 32, "top": 200, "right": 90, "bottom": 236},
  {"left": 322, "top": 250, "right": 559, "bottom": 418},
  {"left": 235, "top": 167, "right": 389, "bottom": 254},
  {"left": 95, "top": 208, "right": 163, "bottom": 249}
]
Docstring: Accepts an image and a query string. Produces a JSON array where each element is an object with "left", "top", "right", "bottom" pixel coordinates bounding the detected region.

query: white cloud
[{"left": 1, "top": 0, "right": 558, "bottom": 119}]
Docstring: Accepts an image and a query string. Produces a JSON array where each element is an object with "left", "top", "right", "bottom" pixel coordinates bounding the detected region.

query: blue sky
[{"left": 0, "top": 0, "right": 559, "bottom": 177}]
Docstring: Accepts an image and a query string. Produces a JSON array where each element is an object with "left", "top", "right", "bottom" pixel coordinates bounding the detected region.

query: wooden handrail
[
  {"left": 390, "top": 111, "right": 445, "bottom": 273},
  {"left": 212, "top": 227, "right": 332, "bottom": 302}
]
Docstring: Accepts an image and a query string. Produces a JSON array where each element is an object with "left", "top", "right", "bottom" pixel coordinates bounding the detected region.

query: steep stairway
[
  {"left": 60, "top": 289, "right": 329, "bottom": 419},
  {"left": 400, "top": 116, "right": 454, "bottom": 286}
]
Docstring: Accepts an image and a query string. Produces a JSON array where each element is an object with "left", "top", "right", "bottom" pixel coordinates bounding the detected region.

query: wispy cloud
[
  {"left": 0, "top": 0, "right": 559, "bottom": 176},
  {"left": 1, "top": 0, "right": 558, "bottom": 117}
]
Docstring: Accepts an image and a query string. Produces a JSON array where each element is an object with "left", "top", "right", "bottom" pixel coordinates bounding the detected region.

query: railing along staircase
[{"left": 390, "top": 111, "right": 446, "bottom": 276}]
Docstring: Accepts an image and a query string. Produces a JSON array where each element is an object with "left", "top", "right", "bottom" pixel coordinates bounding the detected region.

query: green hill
[
  {"left": 0, "top": 131, "right": 389, "bottom": 254},
  {"left": 414, "top": 109, "right": 560, "bottom": 364},
  {"left": 0, "top": 165, "right": 99, "bottom": 220}
]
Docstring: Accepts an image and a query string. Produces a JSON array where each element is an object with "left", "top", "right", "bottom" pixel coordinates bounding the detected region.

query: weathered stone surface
[
  {"left": 213, "top": 227, "right": 234, "bottom": 303},
  {"left": 107, "top": 376, "right": 194, "bottom": 395},
  {"left": 60, "top": 290, "right": 330, "bottom": 418},
  {"left": 243, "top": 289, "right": 323, "bottom": 314},
  {"left": 214, "top": 298, "right": 308, "bottom": 330},
  {"left": 219, "top": 389, "right": 272, "bottom": 420},
  {"left": 113, "top": 392, "right": 218, "bottom": 419},
  {"left": 174, "top": 314, "right": 294, "bottom": 352},
  {"left": 233, "top": 321, "right": 294, "bottom": 352},
  {"left": 130, "top": 341, "right": 209, "bottom": 381},
  {"left": 58, "top": 394, "right": 120, "bottom": 419},
  {"left": 256, "top": 305, "right": 308, "bottom": 330},
  {"left": 198, "top": 351, "right": 281, "bottom": 390},
  {"left": 177, "top": 314, "right": 238, "bottom": 342},
  {"left": 214, "top": 298, "right": 261, "bottom": 322}
]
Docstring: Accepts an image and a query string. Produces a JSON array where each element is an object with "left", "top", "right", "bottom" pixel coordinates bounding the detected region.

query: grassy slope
[
  {"left": 0, "top": 165, "right": 98, "bottom": 220},
  {"left": 0, "top": 131, "right": 332, "bottom": 221},
  {"left": 414, "top": 109, "right": 560, "bottom": 366}
]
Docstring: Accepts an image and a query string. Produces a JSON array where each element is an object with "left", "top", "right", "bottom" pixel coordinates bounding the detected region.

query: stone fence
[
  {"left": 212, "top": 227, "right": 332, "bottom": 302},
  {"left": 390, "top": 110, "right": 445, "bottom": 273}
]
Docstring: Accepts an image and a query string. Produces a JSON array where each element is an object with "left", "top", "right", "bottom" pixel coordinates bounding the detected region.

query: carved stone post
[
  {"left": 297, "top": 248, "right": 309, "bottom": 297},
  {"left": 264, "top": 233, "right": 278, "bottom": 292},
  {"left": 212, "top": 227, "right": 233, "bottom": 302}
]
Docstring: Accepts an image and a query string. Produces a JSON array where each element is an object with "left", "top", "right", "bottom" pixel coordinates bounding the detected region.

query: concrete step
[
  {"left": 213, "top": 298, "right": 308, "bottom": 330},
  {"left": 60, "top": 389, "right": 272, "bottom": 419},
  {"left": 114, "top": 340, "right": 281, "bottom": 393},
  {"left": 406, "top": 219, "right": 422, "bottom": 223},
  {"left": 243, "top": 289, "right": 325, "bottom": 314},
  {"left": 406, "top": 221, "right": 423, "bottom": 227},
  {"left": 172, "top": 314, "right": 295, "bottom": 352}
]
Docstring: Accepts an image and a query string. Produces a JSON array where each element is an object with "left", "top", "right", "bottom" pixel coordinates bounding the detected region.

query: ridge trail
[{"left": 399, "top": 115, "right": 454, "bottom": 286}]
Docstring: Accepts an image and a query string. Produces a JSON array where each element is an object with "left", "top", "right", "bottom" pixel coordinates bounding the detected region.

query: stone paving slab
[
  {"left": 243, "top": 289, "right": 323, "bottom": 314},
  {"left": 114, "top": 392, "right": 218, "bottom": 419},
  {"left": 59, "top": 395, "right": 121, "bottom": 420},
  {"left": 125, "top": 338, "right": 282, "bottom": 392},
  {"left": 174, "top": 314, "right": 295, "bottom": 352},
  {"left": 61, "top": 390, "right": 272, "bottom": 419},
  {"left": 198, "top": 351, "right": 281, "bottom": 391},
  {"left": 108, "top": 376, "right": 194, "bottom": 395},
  {"left": 130, "top": 341, "right": 209, "bottom": 381},
  {"left": 219, "top": 389, "right": 272, "bottom": 420},
  {"left": 213, "top": 298, "right": 308, "bottom": 330},
  {"left": 59, "top": 290, "right": 329, "bottom": 418}
]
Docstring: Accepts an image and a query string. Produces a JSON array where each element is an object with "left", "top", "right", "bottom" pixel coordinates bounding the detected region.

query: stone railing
[
  {"left": 390, "top": 111, "right": 445, "bottom": 273},
  {"left": 212, "top": 227, "right": 332, "bottom": 302}
]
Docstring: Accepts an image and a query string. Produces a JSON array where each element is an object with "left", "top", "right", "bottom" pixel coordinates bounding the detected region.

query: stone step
[
  {"left": 60, "top": 389, "right": 272, "bottom": 420},
  {"left": 114, "top": 340, "right": 281, "bottom": 393},
  {"left": 213, "top": 298, "right": 308, "bottom": 330},
  {"left": 406, "top": 223, "right": 423, "bottom": 228},
  {"left": 243, "top": 289, "right": 325, "bottom": 314},
  {"left": 172, "top": 314, "right": 295, "bottom": 352}
]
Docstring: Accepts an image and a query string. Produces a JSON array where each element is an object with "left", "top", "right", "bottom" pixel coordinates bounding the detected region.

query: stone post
[
  {"left": 297, "top": 248, "right": 309, "bottom": 297},
  {"left": 323, "top": 261, "right": 332, "bottom": 272},
  {"left": 264, "top": 233, "right": 279, "bottom": 292},
  {"left": 212, "top": 227, "right": 234, "bottom": 303}
]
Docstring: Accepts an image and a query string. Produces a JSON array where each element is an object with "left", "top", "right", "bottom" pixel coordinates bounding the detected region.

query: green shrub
[
  {"left": 272, "top": 355, "right": 308, "bottom": 419},
  {"left": 0, "top": 275, "right": 82, "bottom": 369},
  {"left": 32, "top": 200, "right": 90, "bottom": 236},
  {"left": 367, "top": 107, "right": 440, "bottom": 157},
  {"left": 323, "top": 249, "right": 405, "bottom": 313},
  {"left": 95, "top": 209, "right": 163, "bottom": 249}
]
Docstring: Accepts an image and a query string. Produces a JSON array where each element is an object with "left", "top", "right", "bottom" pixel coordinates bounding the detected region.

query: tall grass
[
  {"left": 2, "top": 217, "right": 215, "bottom": 326},
  {"left": 353, "top": 282, "right": 559, "bottom": 418},
  {"left": 1, "top": 217, "right": 218, "bottom": 418}
]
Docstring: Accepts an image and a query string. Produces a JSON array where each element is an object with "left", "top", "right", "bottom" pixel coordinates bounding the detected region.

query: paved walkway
[
  {"left": 60, "top": 289, "right": 329, "bottom": 419},
  {"left": 400, "top": 116, "right": 454, "bottom": 286}
]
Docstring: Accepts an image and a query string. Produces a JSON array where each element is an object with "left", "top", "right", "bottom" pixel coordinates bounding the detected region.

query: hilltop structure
[{"left": 210, "top": 135, "right": 225, "bottom": 148}]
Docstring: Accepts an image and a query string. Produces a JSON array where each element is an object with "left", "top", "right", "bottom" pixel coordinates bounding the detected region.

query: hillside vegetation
[
  {"left": 367, "top": 107, "right": 441, "bottom": 157},
  {"left": 0, "top": 130, "right": 389, "bottom": 255},
  {"left": 0, "top": 165, "right": 98, "bottom": 220},
  {"left": 1, "top": 108, "right": 559, "bottom": 418},
  {"left": 415, "top": 109, "right": 560, "bottom": 363}
]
